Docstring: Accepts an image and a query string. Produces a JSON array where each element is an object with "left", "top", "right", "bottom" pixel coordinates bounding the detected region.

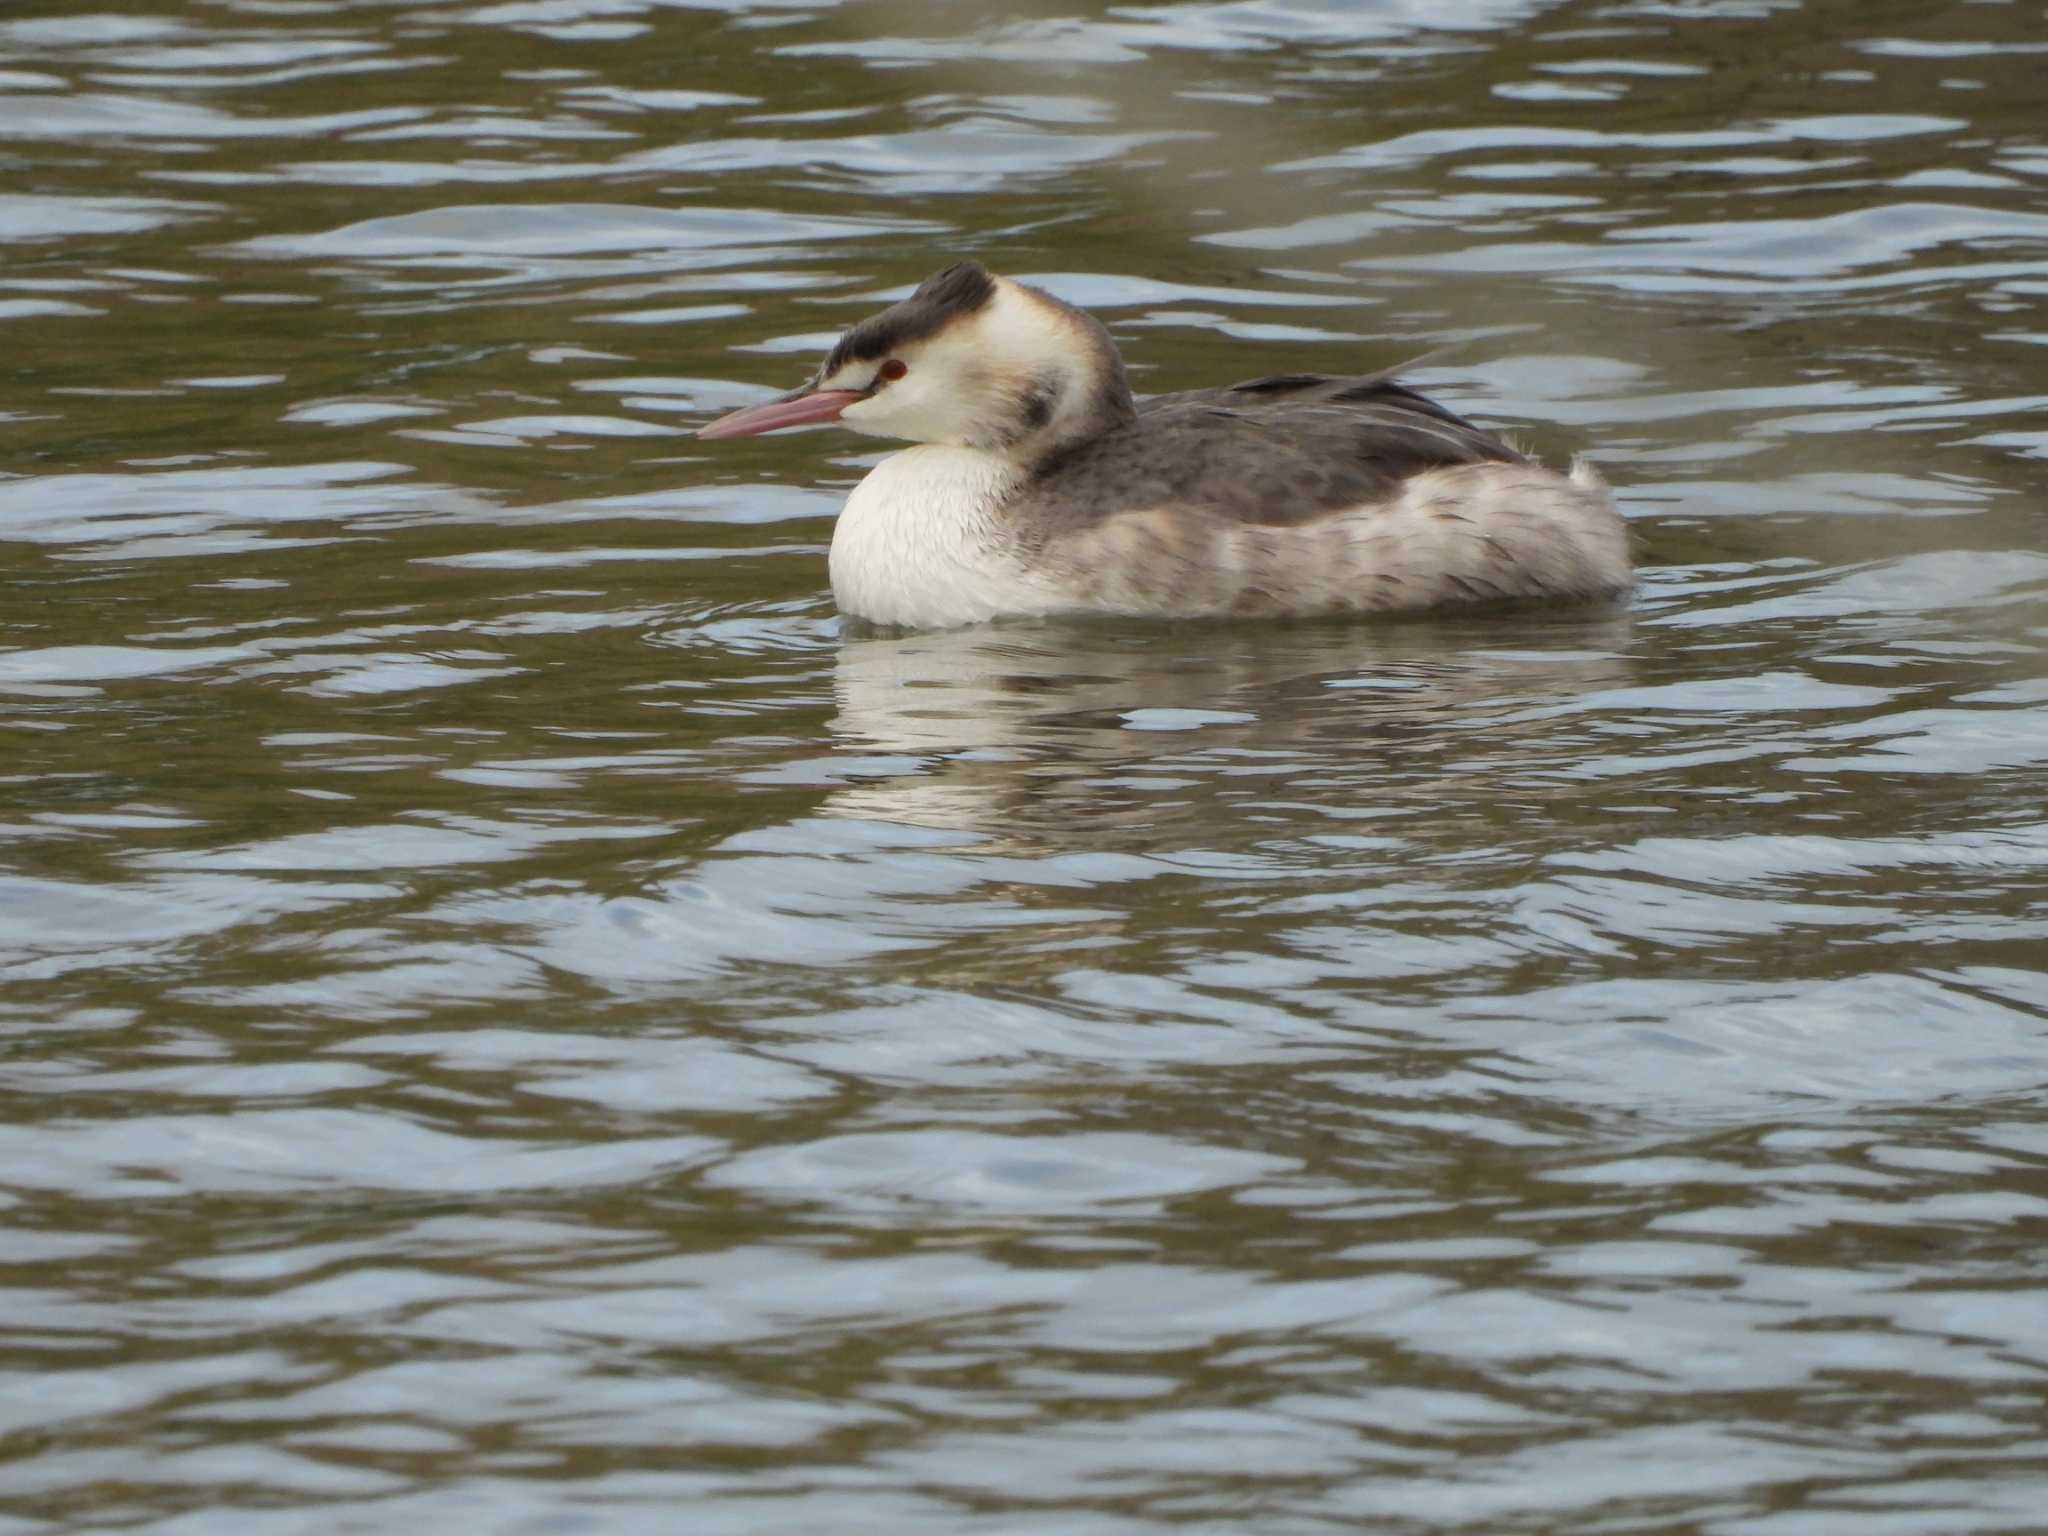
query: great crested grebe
[{"left": 698, "top": 262, "right": 1631, "bottom": 630}]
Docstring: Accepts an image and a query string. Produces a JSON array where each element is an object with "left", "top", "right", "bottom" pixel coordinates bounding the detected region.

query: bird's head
[{"left": 698, "top": 261, "right": 1135, "bottom": 462}]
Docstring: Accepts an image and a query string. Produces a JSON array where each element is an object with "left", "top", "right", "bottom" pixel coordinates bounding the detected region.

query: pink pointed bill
[{"left": 697, "top": 387, "right": 863, "bottom": 440}]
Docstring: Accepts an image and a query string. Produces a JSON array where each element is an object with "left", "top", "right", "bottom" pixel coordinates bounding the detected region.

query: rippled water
[{"left": 4, "top": 0, "right": 2047, "bottom": 1530}]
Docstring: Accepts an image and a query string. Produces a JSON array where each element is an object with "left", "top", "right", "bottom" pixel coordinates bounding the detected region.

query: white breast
[{"left": 828, "top": 446, "right": 1060, "bottom": 628}]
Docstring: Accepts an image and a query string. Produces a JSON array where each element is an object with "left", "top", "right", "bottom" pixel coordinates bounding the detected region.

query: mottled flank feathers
[{"left": 1031, "top": 461, "right": 1631, "bottom": 621}]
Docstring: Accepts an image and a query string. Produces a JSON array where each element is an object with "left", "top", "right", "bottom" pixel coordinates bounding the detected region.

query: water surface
[{"left": 3, "top": 0, "right": 2047, "bottom": 1531}]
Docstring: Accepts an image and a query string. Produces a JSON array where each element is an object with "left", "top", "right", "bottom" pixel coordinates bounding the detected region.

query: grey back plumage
[{"left": 1014, "top": 368, "right": 1528, "bottom": 541}]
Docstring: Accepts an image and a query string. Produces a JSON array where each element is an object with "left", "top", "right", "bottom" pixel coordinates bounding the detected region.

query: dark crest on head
[{"left": 821, "top": 261, "right": 998, "bottom": 380}]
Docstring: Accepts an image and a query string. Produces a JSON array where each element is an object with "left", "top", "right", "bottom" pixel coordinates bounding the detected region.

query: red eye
[{"left": 877, "top": 359, "right": 908, "bottom": 383}]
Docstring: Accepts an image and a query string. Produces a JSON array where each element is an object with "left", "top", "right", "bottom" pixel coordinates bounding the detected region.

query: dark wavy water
[{"left": 4, "top": 1, "right": 2046, "bottom": 1531}]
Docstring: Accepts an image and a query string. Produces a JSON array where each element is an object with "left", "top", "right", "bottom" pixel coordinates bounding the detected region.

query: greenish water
[{"left": 3, "top": 1, "right": 2047, "bottom": 1531}]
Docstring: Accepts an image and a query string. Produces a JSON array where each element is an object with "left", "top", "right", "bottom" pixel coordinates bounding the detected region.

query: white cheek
[
  {"left": 837, "top": 392, "right": 898, "bottom": 438},
  {"left": 841, "top": 376, "right": 973, "bottom": 443}
]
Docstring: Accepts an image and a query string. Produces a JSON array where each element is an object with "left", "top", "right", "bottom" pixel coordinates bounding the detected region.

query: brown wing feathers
[{"left": 1022, "top": 371, "right": 1526, "bottom": 535}]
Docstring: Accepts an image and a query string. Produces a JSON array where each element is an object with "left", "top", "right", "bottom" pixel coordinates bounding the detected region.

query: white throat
[{"left": 828, "top": 446, "right": 1057, "bottom": 628}]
